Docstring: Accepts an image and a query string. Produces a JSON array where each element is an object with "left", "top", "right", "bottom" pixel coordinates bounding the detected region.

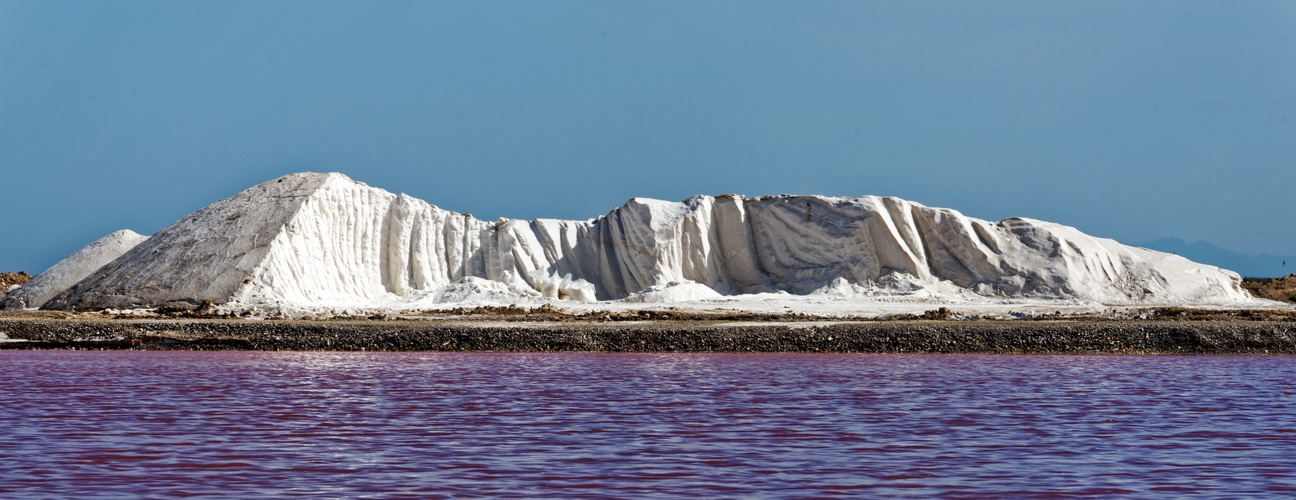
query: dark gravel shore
[{"left": 2, "top": 318, "right": 1295, "bottom": 354}]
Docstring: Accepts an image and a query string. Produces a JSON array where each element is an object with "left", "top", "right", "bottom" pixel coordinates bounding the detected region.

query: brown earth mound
[
  {"left": 1241, "top": 275, "right": 1296, "bottom": 303},
  {"left": 0, "top": 272, "right": 32, "bottom": 289}
]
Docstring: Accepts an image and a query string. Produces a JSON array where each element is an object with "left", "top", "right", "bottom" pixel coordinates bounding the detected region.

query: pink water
[{"left": 3, "top": 351, "right": 1295, "bottom": 498}]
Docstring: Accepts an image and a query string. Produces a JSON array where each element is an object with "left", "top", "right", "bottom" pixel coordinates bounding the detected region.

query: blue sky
[{"left": 2, "top": 1, "right": 1293, "bottom": 275}]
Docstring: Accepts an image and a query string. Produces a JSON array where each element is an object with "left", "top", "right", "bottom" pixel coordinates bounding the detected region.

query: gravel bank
[{"left": 2, "top": 318, "right": 1295, "bottom": 354}]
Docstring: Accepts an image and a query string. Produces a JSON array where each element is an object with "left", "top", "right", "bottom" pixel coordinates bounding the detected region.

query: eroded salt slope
[
  {"left": 43, "top": 175, "right": 332, "bottom": 310},
  {"left": 41, "top": 172, "right": 1257, "bottom": 314},
  {"left": 2, "top": 230, "right": 149, "bottom": 310}
]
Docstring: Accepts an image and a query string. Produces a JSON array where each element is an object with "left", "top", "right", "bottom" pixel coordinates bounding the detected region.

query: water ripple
[{"left": 2, "top": 351, "right": 1296, "bottom": 498}]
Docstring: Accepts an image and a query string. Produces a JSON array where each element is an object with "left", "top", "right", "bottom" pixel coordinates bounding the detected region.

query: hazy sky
[{"left": 2, "top": 1, "right": 1293, "bottom": 273}]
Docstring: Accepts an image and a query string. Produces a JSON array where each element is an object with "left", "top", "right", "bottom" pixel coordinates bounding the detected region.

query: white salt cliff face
[
  {"left": 2, "top": 229, "right": 149, "bottom": 310},
  {"left": 37, "top": 172, "right": 1257, "bottom": 314}
]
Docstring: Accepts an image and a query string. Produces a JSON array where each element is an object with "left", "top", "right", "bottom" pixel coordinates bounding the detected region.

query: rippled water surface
[{"left": 3, "top": 351, "right": 1296, "bottom": 498}]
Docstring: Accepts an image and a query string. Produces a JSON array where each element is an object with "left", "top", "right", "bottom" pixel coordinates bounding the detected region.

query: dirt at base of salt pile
[
  {"left": 1242, "top": 275, "right": 1296, "bottom": 304},
  {"left": 0, "top": 272, "right": 33, "bottom": 289}
]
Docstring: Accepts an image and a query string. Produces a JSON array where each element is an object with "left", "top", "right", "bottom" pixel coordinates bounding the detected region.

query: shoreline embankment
[{"left": 2, "top": 318, "right": 1295, "bottom": 354}]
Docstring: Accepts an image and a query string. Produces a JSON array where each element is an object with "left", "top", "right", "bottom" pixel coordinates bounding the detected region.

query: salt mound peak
[
  {"left": 39, "top": 172, "right": 1257, "bottom": 313},
  {"left": 2, "top": 229, "right": 149, "bottom": 310}
]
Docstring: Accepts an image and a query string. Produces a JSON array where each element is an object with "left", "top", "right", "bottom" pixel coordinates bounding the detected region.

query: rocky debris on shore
[{"left": 1, "top": 318, "right": 1294, "bottom": 354}]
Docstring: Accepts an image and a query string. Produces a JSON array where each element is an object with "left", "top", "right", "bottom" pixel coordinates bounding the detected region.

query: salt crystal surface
[{"left": 2, "top": 229, "right": 148, "bottom": 310}]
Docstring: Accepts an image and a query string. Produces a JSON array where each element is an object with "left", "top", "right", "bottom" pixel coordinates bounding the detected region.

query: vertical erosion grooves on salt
[{"left": 36, "top": 172, "right": 1257, "bottom": 311}]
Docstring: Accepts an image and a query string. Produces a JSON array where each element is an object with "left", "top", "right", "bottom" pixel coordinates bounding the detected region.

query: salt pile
[
  {"left": 1, "top": 230, "right": 148, "bottom": 310},
  {"left": 22, "top": 172, "right": 1261, "bottom": 316}
]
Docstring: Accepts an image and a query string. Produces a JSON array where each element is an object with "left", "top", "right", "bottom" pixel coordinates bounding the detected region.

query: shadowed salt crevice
[{"left": 28, "top": 172, "right": 1261, "bottom": 314}]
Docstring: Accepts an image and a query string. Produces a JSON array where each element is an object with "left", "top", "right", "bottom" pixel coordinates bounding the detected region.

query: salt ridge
[
  {"left": 36, "top": 172, "right": 1258, "bottom": 314},
  {"left": 2, "top": 230, "right": 149, "bottom": 310}
]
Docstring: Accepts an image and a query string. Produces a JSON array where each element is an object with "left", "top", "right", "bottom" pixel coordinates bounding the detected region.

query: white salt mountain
[
  {"left": 39, "top": 172, "right": 1254, "bottom": 314},
  {"left": 1, "top": 230, "right": 150, "bottom": 310}
]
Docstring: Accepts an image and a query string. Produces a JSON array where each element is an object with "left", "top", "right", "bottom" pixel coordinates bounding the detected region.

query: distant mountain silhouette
[{"left": 1136, "top": 238, "right": 1294, "bottom": 279}]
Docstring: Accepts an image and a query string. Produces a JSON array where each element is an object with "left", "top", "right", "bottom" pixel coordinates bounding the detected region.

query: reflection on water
[{"left": 3, "top": 351, "right": 1296, "bottom": 498}]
